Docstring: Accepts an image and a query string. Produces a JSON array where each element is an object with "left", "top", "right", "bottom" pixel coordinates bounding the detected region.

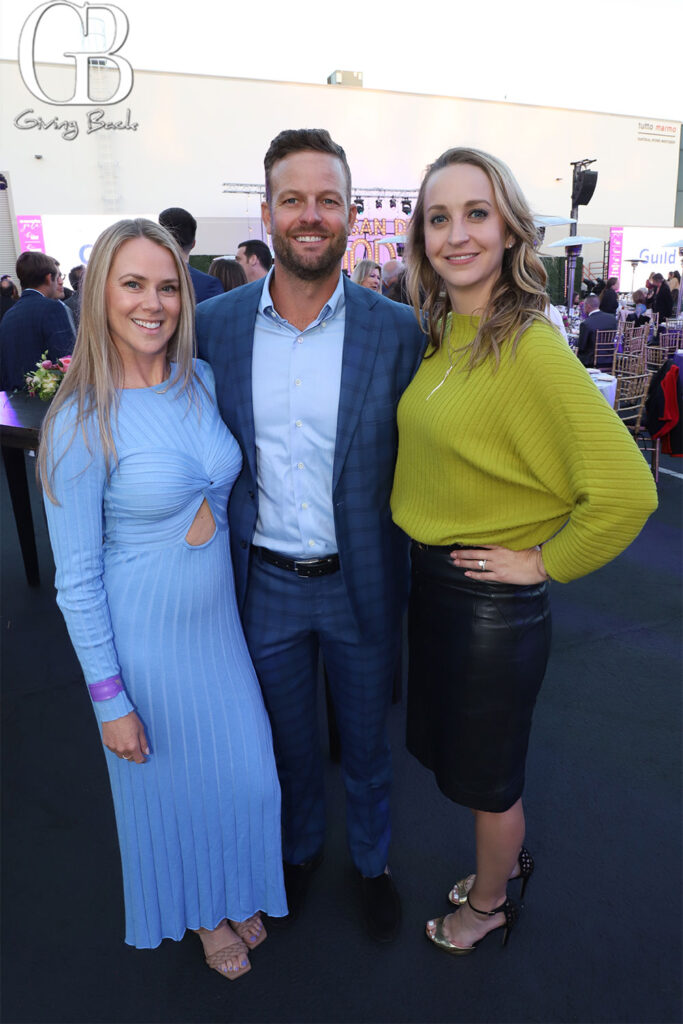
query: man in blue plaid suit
[{"left": 196, "top": 129, "right": 424, "bottom": 942}]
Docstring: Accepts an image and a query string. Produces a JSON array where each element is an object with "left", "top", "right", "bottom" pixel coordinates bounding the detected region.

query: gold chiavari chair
[
  {"left": 613, "top": 371, "right": 662, "bottom": 479},
  {"left": 614, "top": 351, "right": 646, "bottom": 375},
  {"left": 593, "top": 329, "right": 618, "bottom": 370},
  {"left": 660, "top": 326, "right": 682, "bottom": 349},
  {"left": 646, "top": 345, "right": 673, "bottom": 373},
  {"left": 614, "top": 372, "right": 651, "bottom": 434},
  {"left": 622, "top": 324, "right": 649, "bottom": 350}
]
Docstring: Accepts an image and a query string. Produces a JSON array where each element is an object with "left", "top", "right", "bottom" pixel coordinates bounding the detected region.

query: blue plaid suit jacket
[{"left": 196, "top": 275, "right": 425, "bottom": 639}]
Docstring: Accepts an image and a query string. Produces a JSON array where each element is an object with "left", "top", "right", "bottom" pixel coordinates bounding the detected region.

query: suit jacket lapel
[
  {"left": 333, "top": 278, "right": 381, "bottom": 491},
  {"left": 228, "top": 284, "right": 261, "bottom": 484}
]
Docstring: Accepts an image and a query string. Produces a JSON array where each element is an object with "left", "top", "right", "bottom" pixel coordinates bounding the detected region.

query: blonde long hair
[
  {"left": 39, "top": 218, "right": 197, "bottom": 503},
  {"left": 406, "top": 147, "right": 549, "bottom": 367},
  {"left": 350, "top": 259, "right": 381, "bottom": 286}
]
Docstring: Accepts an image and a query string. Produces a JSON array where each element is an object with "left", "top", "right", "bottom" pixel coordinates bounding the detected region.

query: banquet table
[
  {"left": 1, "top": 391, "right": 49, "bottom": 586},
  {"left": 674, "top": 350, "right": 683, "bottom": 372},
  {"left": 586, "top": 369, "right": 617, "bottom": 407}
]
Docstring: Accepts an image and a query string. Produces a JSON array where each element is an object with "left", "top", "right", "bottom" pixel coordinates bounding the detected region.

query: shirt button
[
  {"left": 297, "top": 337, "right": 303, "bottom": 344},
  {"left": 297, "top": 462, "right": 304, "bottom": 470},
  {"left": 321, "top": 321, "right": 327, "bottom": 328},
  {"left": 295, "top": 378, "right": 302, "bottom": 386},
  {"left": 301, "top": 502, "right": 309, "bottom": 509},
  {"left": 295, "top": 419, "right": 302, "bottom": 427},
  {"left": 308, "top": 540, "right": 315, "bottom": 547}
]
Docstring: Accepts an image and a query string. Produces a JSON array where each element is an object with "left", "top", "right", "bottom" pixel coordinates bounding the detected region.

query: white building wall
[{"left": 1, "top": 59, "right": 680, "bottom": 269}]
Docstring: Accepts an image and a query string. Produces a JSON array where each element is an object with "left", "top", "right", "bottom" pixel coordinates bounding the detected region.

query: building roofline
[{"left": 1, "top": 59, "right": 680, "bottom": 125}]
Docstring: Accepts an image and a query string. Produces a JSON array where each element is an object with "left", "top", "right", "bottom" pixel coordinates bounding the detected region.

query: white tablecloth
[{"left": 587, "top": 369, "right": 617, "bottom": 407}]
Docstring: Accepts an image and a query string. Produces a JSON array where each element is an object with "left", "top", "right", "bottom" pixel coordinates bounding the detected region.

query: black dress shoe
[
  {"left": 278, "top": 851, "right": 323, "bottom": 924},
  {"left": 360, "top": 868, "right": 401, "bottom": 943}
]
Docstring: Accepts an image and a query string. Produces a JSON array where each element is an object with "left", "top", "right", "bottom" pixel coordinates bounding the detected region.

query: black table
[{"left": 1, "top": 391, "right": 49, "bottom": 586}]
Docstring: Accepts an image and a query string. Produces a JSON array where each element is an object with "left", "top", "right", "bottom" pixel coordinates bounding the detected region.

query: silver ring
[
  {"left": 122, "top": 755, "right": 132, "bottom": 760},
  {"left": 478, "top": 559, "right": 487, "bottom": 570}
]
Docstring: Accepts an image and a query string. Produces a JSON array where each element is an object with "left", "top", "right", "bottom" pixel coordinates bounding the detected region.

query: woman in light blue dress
[{"left": 38, "top": 218, "right": 287, "bottom": 980}]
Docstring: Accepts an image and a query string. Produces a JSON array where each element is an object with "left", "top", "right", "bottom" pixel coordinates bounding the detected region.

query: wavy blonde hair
[
  {"left": 406, "top": 147, "right": 549, "bottom": 367},
  {"left": 39, "top": 218, "right": 197, "bottom": 503},
  {"left": 350, "top": 259, "right": 381, "bottom": 286}
]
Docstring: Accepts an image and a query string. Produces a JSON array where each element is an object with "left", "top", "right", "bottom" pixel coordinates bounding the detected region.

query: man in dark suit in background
[
  {"left": 64, "top": 264, "right": 85, "bottom": 330},
  {"left": 197, "top": 129, "right": 424, "bottom": 943},
  {"left": 577, "top": 294, "right": 617, "bottom": 367},
  {"left": 650, "top": 272, "right": 674, "bottom": 333},
  {"left": 158, "top": 207, "right": 223, "bottom": 304},
  {"left": 235, "top": 239, "right": 272, "bottom": 282},
  {"left": 0, "top": 251, "right": 75, "bottom": 392}
]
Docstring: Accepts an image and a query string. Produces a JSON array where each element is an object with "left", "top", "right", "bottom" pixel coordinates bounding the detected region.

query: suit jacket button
[
  {"left": 248, "top": 490, "right": 255, "bottom": 499},
  {"left": 240, "top": 540, "right": 248, "bottom": 549}
]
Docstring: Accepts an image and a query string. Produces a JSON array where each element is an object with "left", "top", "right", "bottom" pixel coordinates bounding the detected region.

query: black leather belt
[
  {"left": 252, "top": 546, "right": 340, "bottom": 577},
  {"left": 413, "top": 541, "right": 468, "bottom": 552}
]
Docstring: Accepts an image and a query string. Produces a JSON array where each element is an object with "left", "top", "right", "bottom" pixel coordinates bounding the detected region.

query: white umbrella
[
  {"left": 534, "top": 215, "right": 577, "bottom": 227},
  {"left": 545, "top": 235, "right": 603, "bottom": 247}
]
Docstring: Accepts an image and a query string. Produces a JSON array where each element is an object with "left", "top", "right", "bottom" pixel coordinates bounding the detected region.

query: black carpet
[{"left": 2, "top": 451, "right": 681, "bottom": 1024}]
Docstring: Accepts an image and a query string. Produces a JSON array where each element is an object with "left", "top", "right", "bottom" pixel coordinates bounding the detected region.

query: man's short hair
[
  {"left": 584, "top": 294, "right": 600, "bottom": 312},
  {"left": 381, "top": 259, "right": 403, "bottom": 286},
  {"left": 68, "top": 264, "right": 85, "bottom": 290},
  {"left": 264, "top": 129, "right": 352, "bottom": 205},
  {"left": 238, "top": 239, "right": 273, "bottom": 272},
  {"left": 606, "top": 277, "right": 618, "bottom": 289},
  {"left": 652, "top": 273, "right": 664, "bottom": 284},
  {"left": 16, "top": 250, "right": 59, "bottom": 290},
  {"left": 158, "top": 207, "right": 197, "bottom": 251}
]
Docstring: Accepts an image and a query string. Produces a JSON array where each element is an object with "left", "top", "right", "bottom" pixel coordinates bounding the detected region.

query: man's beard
[{"left": 271, "top": 228, "right": 348, "bottom": 281}]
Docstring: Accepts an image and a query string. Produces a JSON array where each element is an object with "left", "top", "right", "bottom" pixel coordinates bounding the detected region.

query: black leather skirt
[{"left": 407, "top": 542, "right": 552, "bottom": 812}]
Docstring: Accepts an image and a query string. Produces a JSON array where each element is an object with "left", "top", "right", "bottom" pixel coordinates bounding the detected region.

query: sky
[{"left": 1, "top": 0, "right": 681, "bottom": 122}]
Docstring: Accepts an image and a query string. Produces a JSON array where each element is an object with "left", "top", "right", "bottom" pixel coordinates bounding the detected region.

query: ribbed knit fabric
[
  {"left": 391, "top": 316, "right": 658, "bottom": 582},
  {"left": 44, "top": 360, "right": 287, "bottom": 948}
]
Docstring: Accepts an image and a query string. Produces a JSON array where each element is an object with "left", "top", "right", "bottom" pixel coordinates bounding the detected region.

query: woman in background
[
  {"left": 351, "top": 259, "right": 382, "bottom": 291},
  {"left": 39, "top": 218, "right": 286, "bottom": 980},
  {"left": 391, "top": 147, "right": 657, "bottom": 956},
  {"left": 208, "top": 257, "right": 247, "bottom": 293},
  {"left": 625, "top": 289, "right": 651, "bottom": 327}
]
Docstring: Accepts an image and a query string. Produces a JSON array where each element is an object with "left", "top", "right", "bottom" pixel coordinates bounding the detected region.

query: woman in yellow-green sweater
[{"left": 390, "top": 147, "right": 657, "bottom": 956}]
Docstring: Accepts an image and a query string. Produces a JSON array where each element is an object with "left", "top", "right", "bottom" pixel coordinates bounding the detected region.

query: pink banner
[
  {"left": 17, "top": 215, "right": 45, "bottom": 253},
  {"left": 608, "top": 226, "right": 623, "bottom": 280}
]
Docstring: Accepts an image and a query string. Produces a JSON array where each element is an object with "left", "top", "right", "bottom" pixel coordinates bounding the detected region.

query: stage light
[
  {"left": 401, "top": 198, "right": 412, "bottom": 214},
  {"left": 355, "top": 196, "right": 364, "bottom": 213},
  {"left": 375, "top": 199, "right": 382, "bottom": 209},
  {"left": 389, "top": 197, "right": 396, "bottom": 209}
]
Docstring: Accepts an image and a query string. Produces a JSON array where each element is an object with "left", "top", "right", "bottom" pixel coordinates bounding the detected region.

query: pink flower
[
  {"left": 41, "top": 359, "right": 53, "bottom": 369},
  {"left": 58, "top": 356, "right": 72, "bottom": 371}
]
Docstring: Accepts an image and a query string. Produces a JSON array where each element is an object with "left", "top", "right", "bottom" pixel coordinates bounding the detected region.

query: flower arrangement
[{"left": 25, "top": 351, "right": 72, "bottom": 401}]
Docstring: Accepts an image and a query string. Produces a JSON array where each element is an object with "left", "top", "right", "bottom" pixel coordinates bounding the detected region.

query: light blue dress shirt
[{"left": 252, "top": 269, "right": 345, "bottom": 558}]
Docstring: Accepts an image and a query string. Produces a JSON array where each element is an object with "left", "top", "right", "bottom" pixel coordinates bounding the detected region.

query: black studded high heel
[
  {"left": 448, "top": 846, "right": 535, "bottom": 906},
  {"left": 426, "top": 895, "right": 519, "bottom": 956}
]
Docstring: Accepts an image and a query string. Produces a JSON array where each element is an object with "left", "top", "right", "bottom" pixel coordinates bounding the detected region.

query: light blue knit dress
[{"left": 44, "top": 360, "right": 287, "bottom": 948}]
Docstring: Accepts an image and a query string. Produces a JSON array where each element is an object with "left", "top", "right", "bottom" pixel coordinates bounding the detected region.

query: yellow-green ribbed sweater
[{"left": 390, "top": 315, "right": 658, "bottom": 583}]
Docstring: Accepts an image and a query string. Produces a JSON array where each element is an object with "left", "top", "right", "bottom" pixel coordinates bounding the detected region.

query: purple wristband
[{"left": 88, "top": 675, "right": 124, "bottom": 701}]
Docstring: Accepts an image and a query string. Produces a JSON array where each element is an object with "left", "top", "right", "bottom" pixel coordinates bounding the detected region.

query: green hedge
[{"left": 541, "top": 256, "right": 583, "bottom": 306}]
